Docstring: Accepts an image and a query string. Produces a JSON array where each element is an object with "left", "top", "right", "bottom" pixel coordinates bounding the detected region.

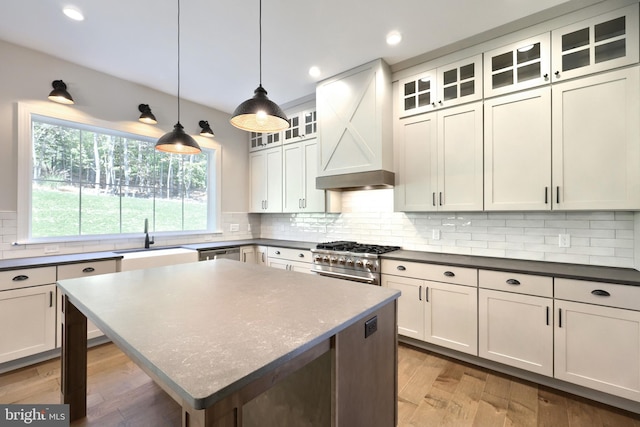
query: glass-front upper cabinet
[
  {"left": 283, "top": 108, "right": 317, "bottom": 143},
  {"left": 551, "top": 4, "right": 639, "bottom": 82},
  {"left": 483, "top": 34, "right": 551, "bottom": 97},
  {"left": 249, "top": 131, "right": 282, "bottom": 152},
  {"left": 436, "top": 54, "right": 483, "bottom": 108},
  {"left": 397, "top": 69, "right": 437, "bottom": 118}
]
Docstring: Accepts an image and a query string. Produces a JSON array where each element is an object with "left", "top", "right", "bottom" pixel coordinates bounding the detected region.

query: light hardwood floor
[{"left": 1, "top": 343, "right": 639, "bottom": 426}]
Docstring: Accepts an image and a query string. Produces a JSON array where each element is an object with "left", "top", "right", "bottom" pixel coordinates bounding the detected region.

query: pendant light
[
  {"left": 48, "top": 80, "right": 74, "bottom": 105},
  {"left": 155, "top": 0, "right": 201, "bottom": 155},
  {"left": 230, "top": 0, "right": 288, "bottom": 133}
]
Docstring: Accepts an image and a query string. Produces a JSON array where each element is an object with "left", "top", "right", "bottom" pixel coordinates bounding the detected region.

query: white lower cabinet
[
  {"left": 240, "top": 246, "right": 257, "bottom": 264},
  {"left": 266, "top": 247, "right": 313, "bottom": 274},
  {"left": 554, "top": 278, "right": 640, "bottom": 402},
  {"left": 478, "top": 270, "right": 554, "bottom": 376},
  {"left": 57, "top": 260, "right": 117, "bottom": 345},
  {"left": 381, "top": 260, "right": 478, "bottom": 355},
  {"left": 0, "top": 266, "right": 57, "bottom": 364}
]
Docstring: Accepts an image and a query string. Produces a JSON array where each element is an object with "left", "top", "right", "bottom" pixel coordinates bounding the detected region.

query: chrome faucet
[{"left": 144, "top": 218, "right": 154, "bottom": 249}]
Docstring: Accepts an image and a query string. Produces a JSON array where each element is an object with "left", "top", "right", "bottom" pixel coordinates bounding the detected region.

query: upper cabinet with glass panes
[
  {"left": 397, "top": 55, "right": 482, "bottom": 118},
  {"left": 484, "top": 34, "right": 551, "bottom": 98},
  {"left": 249, "top": 130, "right": 282, "bottom": 152},
  {"left": 551, "top": 4, "right": 639, "bottom": 82},
  {"left": 283, "top": 108, "right": 317, "bottom": 143}
]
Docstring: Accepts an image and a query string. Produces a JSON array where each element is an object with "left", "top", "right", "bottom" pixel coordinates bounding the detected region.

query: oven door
[{"left": 311, "top": 268, "right": 379, "bottom": 286}]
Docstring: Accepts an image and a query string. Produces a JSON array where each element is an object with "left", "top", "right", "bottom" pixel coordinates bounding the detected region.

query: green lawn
[{"left": 32, "top": 187, "right": 207, "bottom": 238}]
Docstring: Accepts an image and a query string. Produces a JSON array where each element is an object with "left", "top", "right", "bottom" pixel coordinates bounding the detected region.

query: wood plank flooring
[{"left": 1, "top": 342, "right": 639, "bottom": 426}]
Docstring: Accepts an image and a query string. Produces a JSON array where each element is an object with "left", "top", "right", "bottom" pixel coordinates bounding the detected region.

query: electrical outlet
[
  {"left": 44, "top": 245, "right": 60, "bottom": 254},
  {"left": 364, "top": 316, "right": 378, "bottom": 338},
  {"left": 432, "top": 229, "right": 441, "bottom": 240},
  {"left": 230, "top": 223, "right": 239, "bottom": 232},
  {"left": 558, "top": 234, "right": 571, "bottom": 248}
]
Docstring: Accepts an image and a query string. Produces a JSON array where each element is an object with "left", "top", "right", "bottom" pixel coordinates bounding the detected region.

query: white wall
[
  {"left": 260, "top": 190, "right": 636, "bottom": 269},
  {"left": 0, "top": 39, "right": 255, "bottom": 258}
]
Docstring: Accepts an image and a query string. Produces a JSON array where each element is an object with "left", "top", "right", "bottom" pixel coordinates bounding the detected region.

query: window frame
[{"left": 16, "top": 102, "right": 222, "bottom": 244}]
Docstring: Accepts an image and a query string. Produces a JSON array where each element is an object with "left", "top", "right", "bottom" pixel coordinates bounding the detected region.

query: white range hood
[{"left": 315, "top": 58, "right": 394, "bottom": 191}]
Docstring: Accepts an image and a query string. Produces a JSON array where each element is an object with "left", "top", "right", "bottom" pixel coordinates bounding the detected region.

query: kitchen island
[{"left": 57, "top": 259, "right": 400, "bottom": 427}]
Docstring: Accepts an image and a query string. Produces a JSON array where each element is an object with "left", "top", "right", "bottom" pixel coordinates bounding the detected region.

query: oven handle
[{"left": 312, "top": 270, "right": 378, "bottom": 285}]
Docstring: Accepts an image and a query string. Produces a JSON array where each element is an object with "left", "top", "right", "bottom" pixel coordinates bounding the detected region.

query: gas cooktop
[{"left": 314, "top": 241, "right": 401, "bottom": 255}]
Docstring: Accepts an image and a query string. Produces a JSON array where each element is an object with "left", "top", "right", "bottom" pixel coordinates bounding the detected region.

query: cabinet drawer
[
  {"left": 0, "top": 266, "right": 57, "bottom": 291},
  {"left": 479, "top": 270, "right": 552, "bottom": 297},
  {"left": 57, "top": 260, "right": 117, "bottom": 280},
  {"left": 267, "top": 247, "right": 312, "bottom": 263},
  {"left": 381, "top": 260, "right": 477, "bottom": 286},
  {"left": 555, "top": 278, "right": 640, "bottom": 311}
]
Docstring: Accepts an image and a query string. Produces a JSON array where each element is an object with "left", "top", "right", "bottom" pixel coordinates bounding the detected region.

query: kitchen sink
[{"left": 117, "top": 247, "right": 199, "bottom": 271}]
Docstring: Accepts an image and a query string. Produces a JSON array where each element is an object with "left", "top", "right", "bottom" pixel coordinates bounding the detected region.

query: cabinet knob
[
  {"left": 591, "top": 289, "right": 611, "bottom": 297},
  {"left": 298, "top": 253, "right": 304, "bottom": 258},
  {"left": 554, "top": 71, "right": 560, "bottom": 77},
  {"left": 275, "top": 251, "right": 280, "bottom": 255},
  {"left": 543, "top": 73, "right": 549, "bottom": 80},
  {"left": 443, "top": 271, "right": 455, "bottom": 277},
  {"left": 506, "top": 279, "right": 521, "bottom": 285}
]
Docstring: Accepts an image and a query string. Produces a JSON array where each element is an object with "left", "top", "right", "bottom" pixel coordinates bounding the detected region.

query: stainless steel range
[{"left": 311, "top": 241, "right": 400, "bottom": 285}]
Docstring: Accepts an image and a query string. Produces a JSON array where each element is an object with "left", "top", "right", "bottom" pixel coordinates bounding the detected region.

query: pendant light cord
[
  {"left": 177, "top": 0, "right": 182, "bottom": 121},
  {"left": 259, "top": 0, "right": 262, "bottom": 86}
]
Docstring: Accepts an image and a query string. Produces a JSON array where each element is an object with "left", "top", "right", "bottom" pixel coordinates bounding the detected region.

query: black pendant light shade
[
  {"left": 230, "top": 0, "right": 288, "bottom": 133},
  {"left": 155, "top": 122, "right": 201, "bottom": 154},
  {"left": 199, "top": 120, "right": 215, "bottom": 137},
  {"left": 138, "top": 104, "right": 157, "bottom": 124},
  {"left": 48, "top": 80, "right": 74, "bottom": 104},
  {"left": 231, "top": 85, "right": 289, "bottom": 133}
]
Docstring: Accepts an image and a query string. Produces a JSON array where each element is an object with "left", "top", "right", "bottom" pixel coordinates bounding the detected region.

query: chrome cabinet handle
[
  {"left": 506, "top": 279, "right": 520, "bottom": 285},
  {"left": 439, "top": 192, "right": 443, "bottom": 206},
  {"left": 397, "top": 265, "right": 406, "bottom": 271},
  {"left": 49, "top": 291, "right": 53, "bottom": 308},
  {"left": 82, "top": 267, "right": 95, "bottom": 273},
  {"left": 556, "top": 187, "right": 560, "bottom": 204},
  {"left": 419, "top": 286, "right": 422, "bottom": 301},
  {"left": 591, "top": 289, "right": 610, "bottom": 297},
  {"left": 13, "top": 274, "right": 29, "bottom": 281},
  {"left": 425, "top": 287, "right": 429, "bottom": 302},
  {"left": 546, "top": 306, "right": 550, "bottom": 325},
  {"left": 544, "top": 187, "right": 548, "bottom": 204},
  {"left": 443, "top": 271, "right": 455, "bottom": 277},
  {"left": 558, "top": 308, "right": 562, "bottom": 328}
]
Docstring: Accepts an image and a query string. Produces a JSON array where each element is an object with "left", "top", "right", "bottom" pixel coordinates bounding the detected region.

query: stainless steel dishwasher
[{"left": 198, "top": 248, "right": 241, "bottom": 261}]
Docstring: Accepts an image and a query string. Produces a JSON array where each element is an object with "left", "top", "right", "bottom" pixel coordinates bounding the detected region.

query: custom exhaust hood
[{"left": 315, "top": 59, "right": 394, "bottom": 191}]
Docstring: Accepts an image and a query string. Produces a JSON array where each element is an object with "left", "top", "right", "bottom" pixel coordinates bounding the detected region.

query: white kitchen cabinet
[
  {"left": 57, "top": 260, "right": 117, "bottom": 345},
  {"left": 478, "top": 270, "right": 554, "bottom": 376},
  {"left": 249, "top": 131, "right": 282, "bottom": 152},
  {"left": 0, "top": 266, "right": 57, "bottom": 364},
  {"left": 381, "top": 260, "right": 478, "bottom": 355},
  {"left": 283, "top": 138, "right": 325, "bottom": 212},
  {"left": 555, "top": 278, "right": 640, "bottom": 402},
  {"left": 249, "top": 146, "right": 282, "bottom": 213},
  {"left": 397, "top": 55, "right": 482, "bottom": 118},
  {"left": 552, "top": 66, "right": 640, "bottom": 210},
  {"left": 551, "top": 4, "right": 639, "bottom": 82},
  {"left": 241, "top": 246, "right": 257, "bottom": 264},
  {"left": 267, "top": 247, "right": 313, "bottom": 274},
  {"left": 316, "top": 58, "right": 393, "bottom": 177},
  {"left": 395, "top": 101, "right": 483, "bottom": 212},
  {"left": 483, "top": 33, "right": 551, "bottom": 98},
  {"left": 283, "top": 108, "right": 317, "bottom": 143},
  {"left": 484, "top": 87, "right": 552, "bottom": 210}
]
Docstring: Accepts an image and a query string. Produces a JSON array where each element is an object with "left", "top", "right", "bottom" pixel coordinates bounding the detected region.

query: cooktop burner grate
[{"left": 315, "top": 241, "right": 400, "bottom": 254}]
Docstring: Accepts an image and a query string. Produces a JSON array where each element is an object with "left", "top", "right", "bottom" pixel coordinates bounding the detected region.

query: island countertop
[{"left": 56, "top": 259, "right": 400, "bottom": 411}]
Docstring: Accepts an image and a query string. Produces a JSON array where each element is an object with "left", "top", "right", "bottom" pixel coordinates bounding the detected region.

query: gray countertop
[{"left": 57, "top": 259, "right": 399, "bottom": 409}]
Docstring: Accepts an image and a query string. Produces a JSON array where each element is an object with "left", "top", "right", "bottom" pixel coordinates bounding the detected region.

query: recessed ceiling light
[
  {"left": 63, "top": 6, "right": 85, "bottom": 21},
  {"left": 386, "top": 31, "right": 402, "bottom": 46},
  {"left": 517, "top": 44, "right": 535, "bottom": 52},
  {"left": 309, "top": 66, "right": 321, "bottom": 78}
]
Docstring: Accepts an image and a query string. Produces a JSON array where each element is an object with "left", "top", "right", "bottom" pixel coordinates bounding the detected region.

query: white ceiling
[{"left": 1, "top": 0, "right": 592, "bottom": 114}]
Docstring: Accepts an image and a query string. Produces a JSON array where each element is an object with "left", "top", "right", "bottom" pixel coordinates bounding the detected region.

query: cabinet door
[
  {"left": 394, "top": 113, "right": 437, "bottom": 211},
  {"left": 283, "top": 143, "right": 304, "bottom": 213},
  {"left": 436, "top": 54, "right": 483, "bottom": 108},
  {"left": 479, "top": 289, "right": 553, "bottom": 376},
  {"left": 424, "top": 281, "right": 477, "bottom": 355},
  {"left": 552, "top": 67, "right": 640, "bottom": 210},
  {"left": 249, "top": 151, "right": 267, "bottom": 212},
  {"left": 484, "top": 33, "right": 551, "bottom": 98},
  {"left": 288, "top": 261, "right": 312, "bottom": 274},
  {"left": 397, "top": 69, "right": 438, "bottom": 118},
  {"left": 256, "top": 246, "right": 268, "bottom": 266},
  {"left": 57, "top": 260, "right": 117, "bottom": 343},
  {"left": 382, "top": 274, "right": 425, "bottom": 340},
  {"left": 437, "top": 102, "right": 483, "bottom": 211},
  {"left": 551, "top": 4, "right": 639, "bottom": 82},
  {"left": 484, "top": 87, "right": 552, "bottom": 210},
  {"left": 555, "top": 300, "right": 640, "bottom": 402},
  {"left": 265, "top": 148, "right": 283, "bottom": 212},
  {"left": 241, "top": 246, "right": 257, "bottom": 264},
  {"left": 302, "top": 139, "right": 325, "bottom": 212},
  {"left": 0, "top": 284, "right": 56, "bottom": 363}
]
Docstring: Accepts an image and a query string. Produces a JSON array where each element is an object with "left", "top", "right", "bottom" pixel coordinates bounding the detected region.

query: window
[{"left": 17, "top": 103, "right": 220, "bottom": 242}]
